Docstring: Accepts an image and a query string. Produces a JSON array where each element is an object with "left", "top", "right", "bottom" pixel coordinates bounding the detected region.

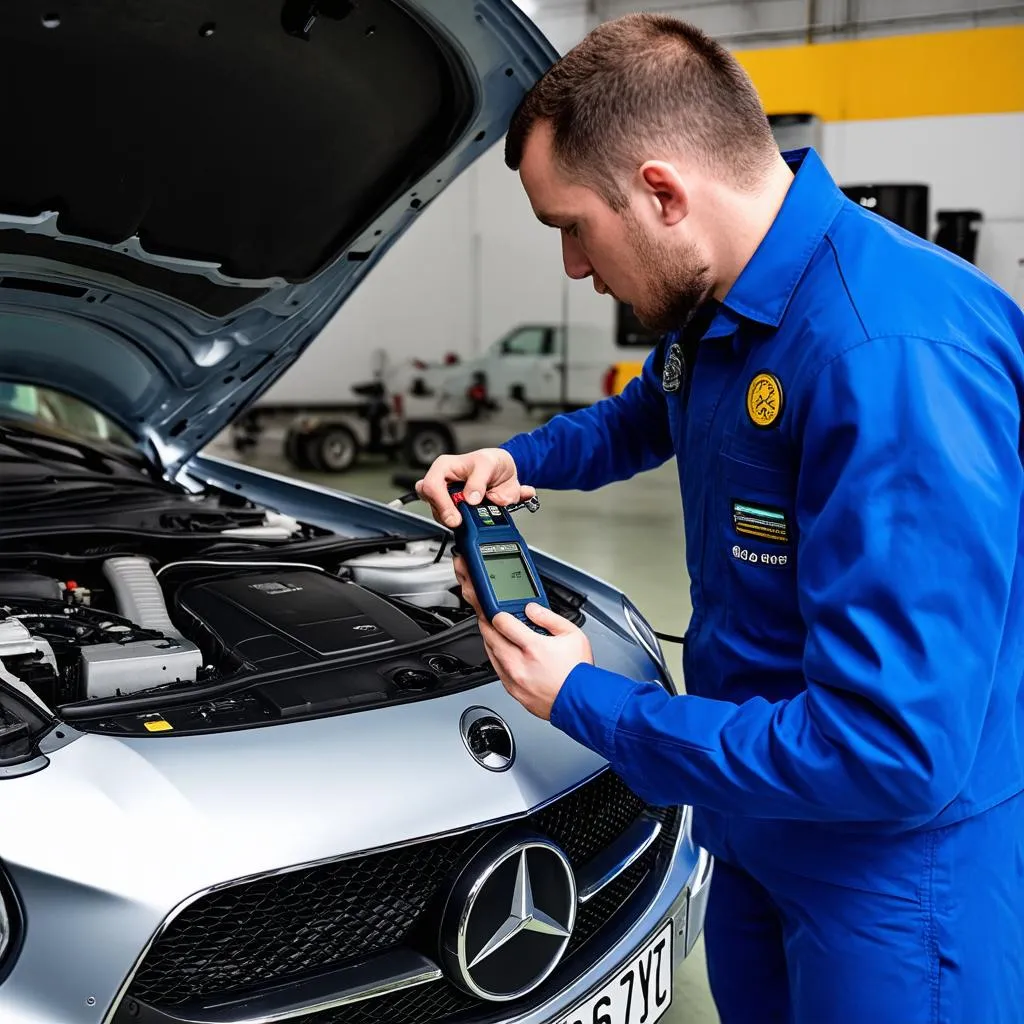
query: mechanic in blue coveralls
[{"left": 418, "top": 13, "right": 1024, "bottom": 1023}]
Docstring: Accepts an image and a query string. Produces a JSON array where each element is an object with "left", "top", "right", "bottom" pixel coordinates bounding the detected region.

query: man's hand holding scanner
[
  {"left": 453, "top": 553, "right": 594, "bottom": 721},
  {"left": 415, "top": 448, "right": 535, "bottom": 528},
  {"left": 414, "top": 447, "right": 592, "bottom": 720}
]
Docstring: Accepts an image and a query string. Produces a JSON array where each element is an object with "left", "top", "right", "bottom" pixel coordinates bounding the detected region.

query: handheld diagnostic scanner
[{"left": 448, "top": 483, "right": 549, "bottom": 633}]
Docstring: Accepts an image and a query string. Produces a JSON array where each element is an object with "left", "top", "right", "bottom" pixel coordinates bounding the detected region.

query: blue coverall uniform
[{"left": 500, "top": 148, "right": 1024, "bottom": 1022}]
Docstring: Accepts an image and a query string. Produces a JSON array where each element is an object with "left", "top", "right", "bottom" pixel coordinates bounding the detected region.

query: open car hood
[{"left": 0, "top": 0, "right": 556, "bottom": 476}]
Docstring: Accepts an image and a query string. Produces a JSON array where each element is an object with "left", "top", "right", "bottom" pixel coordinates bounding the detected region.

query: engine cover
[{"left": 176, "top": 569, "right": 428, "bottom": 672}]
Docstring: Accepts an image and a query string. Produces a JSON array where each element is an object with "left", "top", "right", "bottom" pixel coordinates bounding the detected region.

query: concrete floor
[{"left": 223, "top": 448, "right": 719, "bottom": 1023}]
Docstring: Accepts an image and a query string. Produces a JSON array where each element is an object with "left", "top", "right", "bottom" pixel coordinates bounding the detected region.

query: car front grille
[
  {"left": 126, "top": 770, "right": 677, "bottom": 1024},
  {"left": 282, "top": 837, "right": 671, "bottom": 1024}
]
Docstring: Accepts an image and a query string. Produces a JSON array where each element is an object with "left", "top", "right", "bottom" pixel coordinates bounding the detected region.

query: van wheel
[
  {"left": 508, "top": 383, "right": 534, "bottom": 414},
  {"left": 284, "top": 428, "right": 317, "bottom": 470},
  {"left": 310, "top": 425, "right": 359, "bottom": 473},
  {"left": 403, "top": 422, "right": 454, "bottom": 469}
]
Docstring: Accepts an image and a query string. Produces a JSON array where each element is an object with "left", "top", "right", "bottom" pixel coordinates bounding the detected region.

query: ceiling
[{"left": 515, "top": 0, "right": 1024, "bottom": 49}]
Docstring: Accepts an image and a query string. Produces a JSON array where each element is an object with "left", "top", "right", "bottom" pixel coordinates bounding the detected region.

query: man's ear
[{"left": 638, "top": 161, "right": 688, "bottom": 227}]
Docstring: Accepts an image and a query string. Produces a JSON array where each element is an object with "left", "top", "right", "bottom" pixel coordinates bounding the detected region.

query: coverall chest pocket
[{"left": 715, "top": 438, "right": 801, "bottom": 646}]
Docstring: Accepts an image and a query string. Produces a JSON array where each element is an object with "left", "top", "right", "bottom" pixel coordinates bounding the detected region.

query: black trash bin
[
  {"left": 841, "top": 183, "right": 930, "bottom": 239},
  {"left": 934, "top": 209, "right": 983, "bottom": 265}
]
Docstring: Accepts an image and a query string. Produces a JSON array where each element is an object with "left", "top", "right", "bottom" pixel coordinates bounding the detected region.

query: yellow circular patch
[{"left": 746, "top": 372, "right": 783, "bottom": 427}]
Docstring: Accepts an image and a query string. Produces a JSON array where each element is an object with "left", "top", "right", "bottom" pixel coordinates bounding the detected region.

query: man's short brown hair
[{"left": 505, "top": 13, "right": 778, "bottom": 210}]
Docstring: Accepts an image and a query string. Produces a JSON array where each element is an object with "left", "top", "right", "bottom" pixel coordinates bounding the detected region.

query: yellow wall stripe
[{"left": 734, "top": 25, "right": 1024, "bottom": 122}]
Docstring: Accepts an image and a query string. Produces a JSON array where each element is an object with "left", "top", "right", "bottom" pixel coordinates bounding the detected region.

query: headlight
[{"left": 622, "top": 596, "right": 678, "bottom": 693}]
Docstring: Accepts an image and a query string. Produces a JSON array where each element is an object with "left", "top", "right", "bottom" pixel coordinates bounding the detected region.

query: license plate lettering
[
  {"left": 558, "top": 920, "right": 673, "bottom": 1024},
  {"left": 619, "top": 969, "right": 635, "bottom": 1021},
  {"left": 637, "top": 950, "right": 652, "bottom": 1021},
  {"left": 653, "top": 936, "right": 669, "bottom": 1009}
]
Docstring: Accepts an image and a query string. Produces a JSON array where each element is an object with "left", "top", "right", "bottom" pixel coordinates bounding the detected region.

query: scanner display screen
[{"left": 483, "top": 550, "right": 538, "bottom": 603}]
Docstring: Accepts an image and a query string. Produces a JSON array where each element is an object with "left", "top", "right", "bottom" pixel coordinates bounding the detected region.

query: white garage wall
[{"left": 822, "top": 112, "right": 1024, "bottom": 295}]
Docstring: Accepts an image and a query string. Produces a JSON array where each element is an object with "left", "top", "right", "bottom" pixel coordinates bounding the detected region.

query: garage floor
[{"left": 222, "top": 446, "right": 719, "bottom": 1024}]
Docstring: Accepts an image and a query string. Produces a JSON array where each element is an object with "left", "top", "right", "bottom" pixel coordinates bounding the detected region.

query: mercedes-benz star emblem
[
  {"left": 469, "top": 846, "right": 570, "bottom": 966},
  {"left": 439, "top": 831, "right": 576, "bottom": 1001}
]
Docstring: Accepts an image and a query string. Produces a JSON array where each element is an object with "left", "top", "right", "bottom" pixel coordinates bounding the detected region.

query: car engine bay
[
  {"left": 0, "top": 422, "right": 583, "bottom": 745},
  {"left": 0, "top": 508, "right": 588, "bottom": 743},
  {"left": 0, "top": 529, "right": 496, "bottom": 735}
]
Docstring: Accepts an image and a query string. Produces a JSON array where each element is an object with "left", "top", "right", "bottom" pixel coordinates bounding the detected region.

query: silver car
[{"left": 0, "top": 2, "right": 711, "bottom": 1023}]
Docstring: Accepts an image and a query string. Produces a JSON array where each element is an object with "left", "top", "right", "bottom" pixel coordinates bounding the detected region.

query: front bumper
[{"left": 0, "top": 812, "right": 711, "bottom": 1024}]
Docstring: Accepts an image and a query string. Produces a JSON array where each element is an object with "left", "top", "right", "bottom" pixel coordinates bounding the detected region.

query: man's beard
[{"left": 623, "top": 213, "right": 712, "bottom": 333}]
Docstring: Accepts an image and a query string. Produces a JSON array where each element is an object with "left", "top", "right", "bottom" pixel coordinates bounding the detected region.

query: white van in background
[
  {"left": 222, "top": 311, "right": 661, "bottom": 474},
  {"left": 412, "top": 321, "right": 626, "bottom": 417}
]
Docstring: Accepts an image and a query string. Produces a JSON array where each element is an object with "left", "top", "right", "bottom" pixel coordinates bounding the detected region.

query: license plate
[{"left": 558, "top": 919, "right": 673, "bottom": 1024}]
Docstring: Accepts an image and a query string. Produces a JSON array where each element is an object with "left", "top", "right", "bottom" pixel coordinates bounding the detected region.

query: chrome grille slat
[{"left": 158, "top": 948, "right": 443, "bottom": 1024}]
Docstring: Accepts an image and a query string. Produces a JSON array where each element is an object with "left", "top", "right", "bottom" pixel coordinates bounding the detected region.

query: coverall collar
[{"left": 716, "top": 147, "right": 846, "bottom": 330}]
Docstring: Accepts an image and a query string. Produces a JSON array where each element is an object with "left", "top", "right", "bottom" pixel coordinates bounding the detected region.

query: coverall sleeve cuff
[
  {"left": 550, "top": 662, "right": 639, "bottom": 762},
  {"left": 498, "top": 436, "right": 534, "bottom": 481}
]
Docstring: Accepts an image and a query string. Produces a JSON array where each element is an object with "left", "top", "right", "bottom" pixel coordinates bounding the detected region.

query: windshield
[{"left": 0, "top": 381, "right": 134, "bottom": 448}]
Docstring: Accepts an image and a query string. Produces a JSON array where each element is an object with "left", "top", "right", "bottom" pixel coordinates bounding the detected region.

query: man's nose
[{"left": 561, "top": 232, "right": 592, "bottom": 280}]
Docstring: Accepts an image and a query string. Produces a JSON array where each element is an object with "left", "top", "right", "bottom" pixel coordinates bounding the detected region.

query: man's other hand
[
  {"left": 416, "top": 448, "right": 535, "bottom": 528},
  {"left": 454, "top": 554, "right": 593, "bottom": 720}
]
